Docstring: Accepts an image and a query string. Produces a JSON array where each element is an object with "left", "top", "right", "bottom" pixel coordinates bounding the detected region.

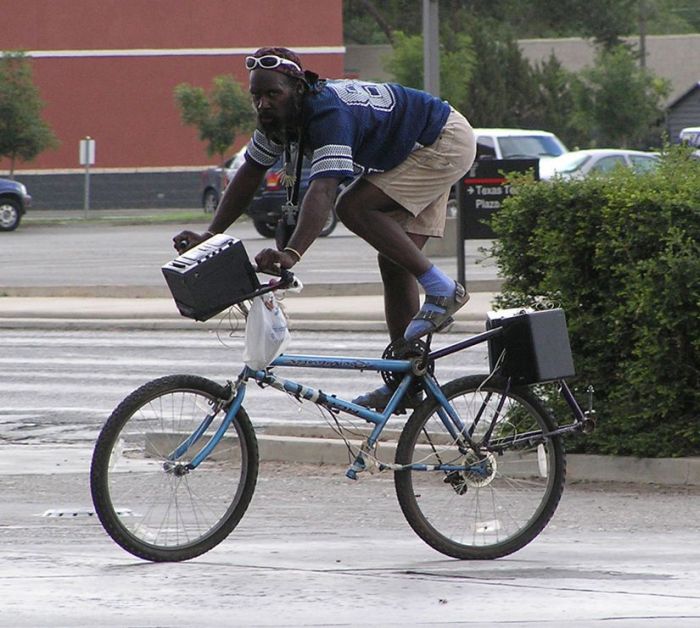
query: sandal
[
  {"left": 352, "top": 384, "right": 424, "bottom": 414},
  {"left": 404, "top": 282, "right": 470, "bottom": 341}
]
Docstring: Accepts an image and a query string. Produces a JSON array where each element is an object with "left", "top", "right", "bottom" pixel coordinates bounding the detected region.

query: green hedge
[{"left": 488, "top": 148, "right": 700, "bottom": 457}]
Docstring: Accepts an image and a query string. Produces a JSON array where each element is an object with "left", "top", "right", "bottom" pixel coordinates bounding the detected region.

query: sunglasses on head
[{"left": 245, "top": 55, "right": 302, "bottom": 73}]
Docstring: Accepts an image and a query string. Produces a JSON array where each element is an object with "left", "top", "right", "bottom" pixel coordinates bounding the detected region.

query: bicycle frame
[{"left": 183, "top": 326, "right": 593, "bottom": 479}]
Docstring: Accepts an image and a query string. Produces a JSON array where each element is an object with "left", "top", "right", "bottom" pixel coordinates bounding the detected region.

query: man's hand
[
  {"left": 172, "top": 230, "right": 212, "bottom": 254},
  {"left": 254, "top": 248, "right": 298, "bottom": 272}
]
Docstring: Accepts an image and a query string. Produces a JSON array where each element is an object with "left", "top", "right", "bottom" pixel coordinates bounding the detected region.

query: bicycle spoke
[{"left": 395, "top": 375, "right": 565, "bottom": 559}]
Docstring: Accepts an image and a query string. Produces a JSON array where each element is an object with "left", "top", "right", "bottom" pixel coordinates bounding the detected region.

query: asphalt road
[
  {"left": 1, "top": 460, "right": 699, "bottom": 627},
  {"left": 0, "top": 218, "right": 500, "bottom": 296},
  {"left": 0, "top": 327, "right": 490, "bottom": 448},
  {"left": 3, "top": 215, "right": 700, "bottom": 626}
]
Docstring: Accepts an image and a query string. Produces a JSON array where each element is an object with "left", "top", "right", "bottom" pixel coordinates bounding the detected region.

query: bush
[{"left": 488, "top": 147, "right": 700, "bottom": 457}]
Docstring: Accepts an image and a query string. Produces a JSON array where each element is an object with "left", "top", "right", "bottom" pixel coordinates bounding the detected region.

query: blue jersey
[{"left": 246, "top": 80, "right": 451, "bottom": 181}]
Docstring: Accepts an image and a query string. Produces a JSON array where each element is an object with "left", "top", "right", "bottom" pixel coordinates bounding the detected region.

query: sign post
[
  {"left": 79, "top": 137, "right": 96, "bottom": 218},
  {"left": 457, "top": 158, "right": 539, "bottom": 285}
]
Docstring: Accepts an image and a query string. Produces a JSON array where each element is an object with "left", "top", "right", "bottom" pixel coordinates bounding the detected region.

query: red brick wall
[{"left": 2, "top": 0, "right": 344, "bottom": 171}]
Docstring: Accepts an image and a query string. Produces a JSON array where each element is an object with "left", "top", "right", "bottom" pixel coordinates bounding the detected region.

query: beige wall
[
  {"left": 346, "top": 34, "right": 700, "bottom": 105},
  {"left": 519, "top": 34, "right": 700, "bottom": 105}
]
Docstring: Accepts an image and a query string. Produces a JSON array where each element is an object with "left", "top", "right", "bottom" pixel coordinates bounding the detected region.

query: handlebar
[{"left": 247, "top": 266, "right": 300, "bottom": 300}]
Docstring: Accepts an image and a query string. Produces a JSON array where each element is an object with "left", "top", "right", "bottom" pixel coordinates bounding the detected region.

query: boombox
[
  {"left": 486, "top": 307, "right": 576, "bottom": 384},
  {"left": 162, "top": 234, "right": 260, "bottom": 321}
]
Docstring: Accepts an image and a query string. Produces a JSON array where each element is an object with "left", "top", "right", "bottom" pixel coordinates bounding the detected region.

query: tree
[
  {"left": 384, "top": 30, "right": 475, "bottom": 112},
  {"left": 460, "top": 24, "right": 539, "bottom": 128},
  {"left": 572, "top": 45, "right": 669, "bottom": 148},
  {"left": 174, "top": 75, "right": 255, "bottom": 164},
  {"left": 0, "top": 51, "right": 58, "bottom": 176},
  {"left": 529, "top": 55, "right": 580, "bottom": 148}
]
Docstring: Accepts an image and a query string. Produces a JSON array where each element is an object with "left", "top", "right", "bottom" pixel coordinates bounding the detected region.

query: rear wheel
[
  {"left": 90, "top": 374, "right": 258, "bottom": 562},
  {"left": 253, "top": 219, "right": 277, "bottom": 238},
  {"left": 395, "top": 375, "right": 565, "bottom": 559},
  {"left": 253, "top": 209, "right": 337, "bottom": 239}
]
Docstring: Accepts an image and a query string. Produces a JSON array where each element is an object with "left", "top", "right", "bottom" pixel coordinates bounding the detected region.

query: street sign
[
  {"left": 79, "top": 137, "right": 95, "bottom": 166},
  {"left": 459, "top": 159, "right": 539, "bottom": 239},
  {"left": 79, "top": 136, "right": 96, "bottom": 216}
]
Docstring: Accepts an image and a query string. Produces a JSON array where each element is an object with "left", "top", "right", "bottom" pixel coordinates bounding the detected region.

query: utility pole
[
  {"left": 422, "top": 0, "right": 440, "bottom": 96},
  {"left": 639, "top": 0, "right": 648, "bottom": 70}
]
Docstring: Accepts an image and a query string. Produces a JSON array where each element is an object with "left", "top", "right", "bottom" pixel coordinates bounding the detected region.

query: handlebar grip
[{"left": 251, "top": 265, "right": 297, "bottom": 290}]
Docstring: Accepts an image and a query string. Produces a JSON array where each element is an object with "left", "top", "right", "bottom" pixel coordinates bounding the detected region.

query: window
[
  {"left": 591, "top": 156, "right": 626, "bottom": 173},
  {"left": 629, "top": 154, "right": 659, "bottom": 173},
  {"left": 476, "top": 136, "right": 496, "bottom": 159}
]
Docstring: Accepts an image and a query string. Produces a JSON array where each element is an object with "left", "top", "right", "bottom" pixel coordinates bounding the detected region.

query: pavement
[{"left": 4, "top": 208, "right": 699, "bottom": 487}]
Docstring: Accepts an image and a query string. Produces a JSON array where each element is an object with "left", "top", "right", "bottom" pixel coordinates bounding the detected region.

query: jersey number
[{"left": 329, "top": 81, "right": 396, "bottom": 112}]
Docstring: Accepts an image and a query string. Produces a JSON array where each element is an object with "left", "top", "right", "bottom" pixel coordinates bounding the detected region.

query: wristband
[{"left": 283, "top": 247, "right": 302, "bottom": 263}]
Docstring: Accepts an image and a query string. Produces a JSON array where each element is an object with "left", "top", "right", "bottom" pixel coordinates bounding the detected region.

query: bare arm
[
  {"left": 208, "top": 159, "right": 267, "bottom": 233},
  {"left": 173, "top": 159, "right": 267, "bottom": 253},
  {"left": 254, "top": 176, "right": 340, "bottom": 271}
]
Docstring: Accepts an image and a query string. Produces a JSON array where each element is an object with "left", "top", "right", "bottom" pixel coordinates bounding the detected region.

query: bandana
[{"left": 248, "top": 47, "right": 307, "bottom": 82}]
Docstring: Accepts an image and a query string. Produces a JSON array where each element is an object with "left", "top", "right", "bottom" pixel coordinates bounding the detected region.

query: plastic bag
[{"left": 243, "top": 293, "right": 291, "bottom": 370}]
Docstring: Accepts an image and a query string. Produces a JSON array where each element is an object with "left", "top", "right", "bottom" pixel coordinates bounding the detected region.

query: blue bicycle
[{"left": 90, "top": 268, "right": 595, "bottom": 562}]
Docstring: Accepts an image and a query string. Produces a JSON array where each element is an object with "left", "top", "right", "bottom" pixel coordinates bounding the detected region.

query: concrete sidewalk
[{"left": 0, "top": 290, "right": 498, "bottom": 332}]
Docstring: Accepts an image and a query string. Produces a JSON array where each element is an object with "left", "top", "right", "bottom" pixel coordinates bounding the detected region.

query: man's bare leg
[{"left": 377, "top": 234, "right": 427, "bottom": 341}]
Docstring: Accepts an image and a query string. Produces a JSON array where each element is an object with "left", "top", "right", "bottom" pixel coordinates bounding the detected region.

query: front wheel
[
  {"left": 394, "top": 375, "right": 565, "bottom": 560},
  {"left": 202, "top": 188, "right": 219, "bottom": 213},
  {"left": 90, "top": 375, "right": 258, "bottom": 562},
  {"left": 0, "top": 198, "right": 22, "bottom": 231}
]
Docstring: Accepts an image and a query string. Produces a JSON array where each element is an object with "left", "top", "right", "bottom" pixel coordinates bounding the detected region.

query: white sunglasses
[{"left": 245, "top": 55, "right": 302, "bottom": 73}]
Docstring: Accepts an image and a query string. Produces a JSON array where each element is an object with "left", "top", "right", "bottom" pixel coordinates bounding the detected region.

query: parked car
[
  {"left": 539, "top": 149, "right": 660, "bottom": 180},
  {"left": 679, "top": 127, "right": 700, "bottom": 159},
  {"left": 473, "top": 128, "right": 568, "bottom": 161},
  {"left": 679, "top": 126, "right": 700, "bottom": 147},
  {"left": 200, "top": 147, "right": 247, "bottom": 213},
  {"left": 0, "top": 177, "right": 31, "bottom": 232},
  {"left": 246, "top": 156, "right": 338, "bottom": 238},
  {"left": 200, "top": 149, "right": 338, "bottom": 238}
]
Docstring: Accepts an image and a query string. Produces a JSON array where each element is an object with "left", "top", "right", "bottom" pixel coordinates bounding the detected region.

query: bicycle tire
[
  {"left": 90, "top": 374, "right": 258, "bottom": 562},
  {"left": 394, "top": 375, "right": 565, "bottom": 560}
]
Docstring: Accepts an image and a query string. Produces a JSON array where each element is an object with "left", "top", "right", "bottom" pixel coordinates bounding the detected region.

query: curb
[
  {"left": 0, "top": 316, "right": 486, "bottom": 334},
  {"left": 255, "top": 432, "right": 700, "bottom": 487},
  {"left": 0, "top": 279, "right": 506, "bottom": 299}
]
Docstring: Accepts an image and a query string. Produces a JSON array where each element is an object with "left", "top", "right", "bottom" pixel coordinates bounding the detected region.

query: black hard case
[
  {"left": 486, "top": 308, "right": 576, "bottom": 384},
  {"left": 162, "top": 234, "right": 260, "bottom": 321}
]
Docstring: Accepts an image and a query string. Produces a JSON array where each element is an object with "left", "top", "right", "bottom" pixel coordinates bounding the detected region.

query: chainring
[{"left": 380, "top": 337, "right": 434, "bottom": 390}]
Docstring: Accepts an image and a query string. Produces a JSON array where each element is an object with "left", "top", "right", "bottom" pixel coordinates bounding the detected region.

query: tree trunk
[{"left": 356, "top": 0, "right": 395, "bottom": 45}]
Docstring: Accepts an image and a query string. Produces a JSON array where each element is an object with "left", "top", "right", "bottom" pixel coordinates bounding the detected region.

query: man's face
[{"left": 249, "top": 69, "right": 300, "bottom": 139}]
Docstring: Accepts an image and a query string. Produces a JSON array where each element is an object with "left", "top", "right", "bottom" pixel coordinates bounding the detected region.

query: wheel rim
[
  {"left": 104, "top": 388, "right": 248, "bottom": 552},
  {"left": 0, "top": 203, "right": 19, "bottom": 229},
  {"left": 203, "top": 191, "right": 218, "bottom": 213},
  {"left": 401, "top": 384, "right": 561, "bottom": 554}
]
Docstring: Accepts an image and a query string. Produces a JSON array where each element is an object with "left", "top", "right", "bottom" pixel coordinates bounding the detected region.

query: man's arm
[
  {"left": 254, "top": 176, "right": 340, "bottom": 270},
  {"left": 173, "top": 159, "right": 267, "bottom": 253},
  {"left": 208, "top": 159, "right": 268, "bottom": 233}
]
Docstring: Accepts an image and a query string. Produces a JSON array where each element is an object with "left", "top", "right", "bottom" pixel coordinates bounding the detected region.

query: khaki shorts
[{"left": 364, "top": 109, "right": 476, "bottom": 237}]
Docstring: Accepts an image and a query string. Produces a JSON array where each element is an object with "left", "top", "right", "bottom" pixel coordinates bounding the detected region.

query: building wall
[
  {"left": 2, "top": 0, "right": 344, "bottom": 173},
  {"left": 518, "top": 34, "right": 700, "bottom": 107}
]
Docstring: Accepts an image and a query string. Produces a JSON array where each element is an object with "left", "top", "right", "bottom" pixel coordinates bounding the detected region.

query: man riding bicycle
[{"left": 174, "top": 47, "right": 476, "bottom": 411}]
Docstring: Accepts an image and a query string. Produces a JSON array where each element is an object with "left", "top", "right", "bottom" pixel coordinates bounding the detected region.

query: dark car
[
  {"left": 0, "top": 177, "right": 31, "bottom": 232},
  {"left": 200, "top": 148, "right": 246, "bottom": 213},
  {"left": 246, "top": 157, "right": 338, "bottom": 238}
]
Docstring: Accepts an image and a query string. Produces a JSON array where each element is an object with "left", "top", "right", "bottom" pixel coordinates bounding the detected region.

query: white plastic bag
[{"left": 243, "top": 293, "right": 291, "bottom": 370}]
